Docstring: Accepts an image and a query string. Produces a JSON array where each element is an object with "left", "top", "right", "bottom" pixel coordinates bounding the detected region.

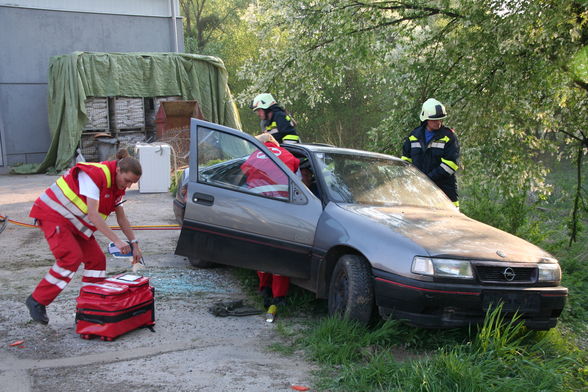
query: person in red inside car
[
  {"left": 241, "top": 134, "right": 300, "bottom": 307},
  {"left": 240, "top": 133, "right": 300, "bottom": 198}
]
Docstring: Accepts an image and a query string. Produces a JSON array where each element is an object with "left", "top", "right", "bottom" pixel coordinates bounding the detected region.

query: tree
[
  {"left": 180, "top": 0, "right": 250, "bottom": 53},
  {"left": 239, "top": 0, "right": 588, "bottom": 242}
]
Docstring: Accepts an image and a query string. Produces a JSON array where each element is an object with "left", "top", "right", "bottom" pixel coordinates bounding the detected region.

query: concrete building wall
[{"left": 0, "top": 1, "right": 183, "bottom": 168}]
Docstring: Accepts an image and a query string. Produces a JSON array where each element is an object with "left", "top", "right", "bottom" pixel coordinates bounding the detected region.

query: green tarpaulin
[{"left": 13, "top": 52, "right": 241, "bottom": 174}]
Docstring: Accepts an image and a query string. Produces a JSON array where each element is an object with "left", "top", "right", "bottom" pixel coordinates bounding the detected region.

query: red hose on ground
[{"left": 0, "top": 215, "right": 181, "bottom": 231}]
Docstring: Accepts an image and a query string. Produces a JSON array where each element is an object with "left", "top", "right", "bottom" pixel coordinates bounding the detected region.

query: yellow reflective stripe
[
  {"left": 453, "top": 201, "right": 460, "bottom": 207},
  {"left": 56, "top": 177, "right": 88, "bottom": 214},
  {"left": 441, "top": 158, "right": 458, "bottom": 171},
  {"left": 39, "top": 193, "right": 93, "bottom": 237},
  {"left": 51, "top": 181, "right": 108, "bottom": 220},
  {"left": 51, "top": 183, "right": 91, "bottom": 220},
  {"left": 265, "top": 122, "right": 278, "bottom": 131},
  {"left": 438, "top": 136, "right": 450, "bottom": 143},
  {"left": 401, "top": 156, "right": 413, "bottom": 163},
  {"left": 282, "top": 134, "right": 300, "bottom": 141},
  {"left": 285, "top": 115, "right": 291, "bottom": 121},
  {"left": 78, "top": 162, "right": 111, "bottom": 188},
  {"left": 409, "top": 135, "right": 418, "bottom": 141}
]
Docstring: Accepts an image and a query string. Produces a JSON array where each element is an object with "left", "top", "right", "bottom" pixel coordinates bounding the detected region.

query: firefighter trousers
[{"left": 31, "top": 218, "right": 106, "bottom": 306}]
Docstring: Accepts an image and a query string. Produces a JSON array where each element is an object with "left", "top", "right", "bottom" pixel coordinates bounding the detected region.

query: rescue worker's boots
[
  {"left": 272, "top": 296, "right": 287, "bottom": 307},
  {"left": 26, "top": 295, "right": 49, "bottom": 325},
  {"left": 260, "top": 286, "right": 273, "bottom": 308}
]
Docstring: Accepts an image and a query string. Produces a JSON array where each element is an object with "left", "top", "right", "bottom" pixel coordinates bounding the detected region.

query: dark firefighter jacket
[
  {"left": 262, "top": 105, "right": 300, "bottom": 144},
  {"left": 401, "top": 124, "right": 460, "bottom": 202}
]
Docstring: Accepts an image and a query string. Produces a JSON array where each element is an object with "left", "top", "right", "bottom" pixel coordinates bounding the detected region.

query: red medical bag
[{"left": 75, "top": 274, "right": 155, "bottom": 341}]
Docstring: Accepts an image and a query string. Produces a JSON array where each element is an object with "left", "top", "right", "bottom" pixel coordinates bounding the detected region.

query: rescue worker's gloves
[
  {"left": 419, "top": 98, "right": 447, "bottom": 122},
  {"left": 26, "top": 295, "right": 49, "bottom": 325}
]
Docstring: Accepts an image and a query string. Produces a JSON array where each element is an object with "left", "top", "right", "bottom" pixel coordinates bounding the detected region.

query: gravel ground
[{"left": 0, "top": 173, "right": 315, "bottom": 392}]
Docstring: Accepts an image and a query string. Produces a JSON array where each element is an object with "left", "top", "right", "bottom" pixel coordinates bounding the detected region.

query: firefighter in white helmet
[
  {"left": 401, "top": 98, "right": 460, "bottom": 207},
  {"left": 250, "top": 93, "right": 300, "bottom": 144}
]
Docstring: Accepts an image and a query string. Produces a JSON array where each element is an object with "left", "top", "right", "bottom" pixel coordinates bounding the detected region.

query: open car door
[{"left": 175, "top": 119, "right": 323, "bottom": 279}]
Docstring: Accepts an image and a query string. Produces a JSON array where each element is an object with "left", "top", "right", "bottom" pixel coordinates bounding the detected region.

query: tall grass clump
[{"left": 306, "top": 307, "right": 586, "bottom": 391}]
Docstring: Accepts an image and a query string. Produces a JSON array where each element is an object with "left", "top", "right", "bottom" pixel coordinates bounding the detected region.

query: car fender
[{"left": 312, "top": 202, "right": 428, "bottom": 296}]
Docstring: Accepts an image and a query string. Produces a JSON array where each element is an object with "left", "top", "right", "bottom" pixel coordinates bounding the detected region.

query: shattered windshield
[{"left": 314, "top": 152, "right": 455, "bottom": 210}]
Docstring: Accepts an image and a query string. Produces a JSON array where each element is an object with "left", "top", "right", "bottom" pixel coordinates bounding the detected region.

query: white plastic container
[{"left": 136, "top": 143, "right": 171, "bottom": 193}]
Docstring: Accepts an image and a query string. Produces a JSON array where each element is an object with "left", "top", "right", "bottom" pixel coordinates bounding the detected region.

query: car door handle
[{"left": 193, "top": 192, "right": 214, "bottom": 206}]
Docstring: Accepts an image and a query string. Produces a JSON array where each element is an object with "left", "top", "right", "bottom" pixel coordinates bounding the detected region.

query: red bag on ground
[{"left": 75, "top": 274, "right": 155, "bottom": 341}]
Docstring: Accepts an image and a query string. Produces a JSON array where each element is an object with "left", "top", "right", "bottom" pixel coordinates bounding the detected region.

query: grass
[
  {"left": 271, "top": 308, "right": 587, "bottom": 392},
  {"left": 230, "top": 156, "right": 588, "bottom": 391}
]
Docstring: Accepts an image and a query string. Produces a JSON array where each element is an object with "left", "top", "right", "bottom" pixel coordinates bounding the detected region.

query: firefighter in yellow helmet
[
  {"left": 401, "top": 98, "right": 460, "bottom": 207},
  {"left": 250, "top": 93, "right": 300, "bottom": 144}
]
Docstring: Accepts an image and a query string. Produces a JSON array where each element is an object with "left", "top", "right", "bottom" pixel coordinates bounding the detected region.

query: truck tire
[{"left": 328, "top": 254, "right": 374, "bottom": 325}]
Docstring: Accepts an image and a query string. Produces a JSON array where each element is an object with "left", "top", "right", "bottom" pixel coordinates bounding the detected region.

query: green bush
[{"left": 169, "top": 167, "right": 185, "bottom": 195}]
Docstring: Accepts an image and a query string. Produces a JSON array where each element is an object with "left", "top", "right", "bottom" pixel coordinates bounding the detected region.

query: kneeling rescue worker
[
  {"left": 250, "top": 93, "right": 301, "bottom": 144},
  {"left": 401, "top": 98, "right": 460, "bottom": 207},
  {"left": 26, "top": 153, "right": 143, "bottom": 324}
]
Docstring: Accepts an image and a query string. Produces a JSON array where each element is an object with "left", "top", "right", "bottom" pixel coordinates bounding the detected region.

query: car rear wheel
[
  {"left": 188, "top": 257, "right": 216, "bottom": 268},
  {"left": 328, "top": 254, "right": 374, "bottom": 325}
]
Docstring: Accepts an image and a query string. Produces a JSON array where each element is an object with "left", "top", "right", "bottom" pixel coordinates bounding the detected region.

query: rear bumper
[{"left": 373, "top": 269, "right": 568, "bottom": 330}]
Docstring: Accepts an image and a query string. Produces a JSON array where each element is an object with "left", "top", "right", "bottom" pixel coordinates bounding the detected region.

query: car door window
[{"left": 197, "top": 127, "right": 290, "bottom": 201}]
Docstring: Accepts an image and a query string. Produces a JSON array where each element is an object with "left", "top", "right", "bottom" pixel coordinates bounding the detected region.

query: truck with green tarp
[{"left": 13, "top": 52, "right": 241, "bottom": 174}]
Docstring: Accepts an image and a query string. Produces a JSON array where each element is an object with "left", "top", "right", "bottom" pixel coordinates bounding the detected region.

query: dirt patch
[{"left": 0, "top": 173, "right": 315, "bottom": 392}]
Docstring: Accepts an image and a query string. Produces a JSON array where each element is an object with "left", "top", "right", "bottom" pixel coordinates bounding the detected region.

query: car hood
[{"left": 340, "top": 204, "right": 552, "bottom": 263}]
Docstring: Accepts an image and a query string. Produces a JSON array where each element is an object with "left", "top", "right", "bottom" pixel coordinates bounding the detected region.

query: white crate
[
  {"left": 111, "top": 97, "right": 145, "bottom": 130},
  {"left": 84, "top": 97, "right": 109, "bottom": 130}
]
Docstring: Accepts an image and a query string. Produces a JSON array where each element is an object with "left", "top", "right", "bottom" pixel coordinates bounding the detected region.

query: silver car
[{"left": 175, "top": 119, "right": 567, "bottom": 329}]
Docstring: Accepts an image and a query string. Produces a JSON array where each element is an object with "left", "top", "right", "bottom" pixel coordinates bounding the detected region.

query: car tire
[
  {"left": 328, "top": 254, "right": 374, "bottom": 325},
  {"left": 188, "top": 257, "right": 216, "bottom": 268}
]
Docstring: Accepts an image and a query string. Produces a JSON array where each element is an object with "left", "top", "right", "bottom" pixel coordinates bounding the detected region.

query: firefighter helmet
[
  {"left": 419, "top": 98, "right": 447, "bottom": 122},
  {"left": 250, "top": 93, "right": 276, "bottom": 111}
]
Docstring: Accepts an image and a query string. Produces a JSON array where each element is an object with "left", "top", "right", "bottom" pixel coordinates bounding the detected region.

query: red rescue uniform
[
  {"left": 241, "top": 142, "right": 300, "bottom": 300},
  {"left": 241, "top": 142, "right": 300, "bottom": 198},
  {"left": 29, "top": 161, "right": 126, "bottom": 305}
]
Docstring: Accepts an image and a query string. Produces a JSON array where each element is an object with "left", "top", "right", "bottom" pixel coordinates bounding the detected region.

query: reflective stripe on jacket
[
  {"left": 263, "top": 105, "right": 300, "bottom": 144},
  {"left": 30, "top": 161, "right": 126, "bottom": 238},
  {"left": 401, "top": 125, "right": 460, "bottom": 202},
  {"left": 241, "top": 142, "right": 300, "bottom": 199}
]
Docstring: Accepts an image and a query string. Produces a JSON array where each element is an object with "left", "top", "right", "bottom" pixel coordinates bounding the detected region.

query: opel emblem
[
  {"left": 503, "top": 267, "right": 516, "bottom": 281},
  {"left": 496, "top": 250, "right": 506, "bottom": 258}
]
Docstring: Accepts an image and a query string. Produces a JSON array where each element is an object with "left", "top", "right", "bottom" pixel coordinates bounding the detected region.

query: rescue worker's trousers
[
  {"left": 31, "top": 218, "right": 106, "bottom": 306},
  {"left": 257, "top": 271, "right": 289, "bottom": 298}
]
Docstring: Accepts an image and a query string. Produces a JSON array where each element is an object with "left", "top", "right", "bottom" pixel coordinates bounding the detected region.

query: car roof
[{"left": 287, "top": 143, "right": 405, "bottom": 162}]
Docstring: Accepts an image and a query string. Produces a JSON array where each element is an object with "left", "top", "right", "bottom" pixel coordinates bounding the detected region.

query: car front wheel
[{"left": 328, "top": 254, "right": 374, "bottom": 325}]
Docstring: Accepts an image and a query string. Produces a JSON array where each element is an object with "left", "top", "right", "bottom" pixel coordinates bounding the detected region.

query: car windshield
[{"left": 314, "top": 152, "right": 455, "bottom": 209}]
